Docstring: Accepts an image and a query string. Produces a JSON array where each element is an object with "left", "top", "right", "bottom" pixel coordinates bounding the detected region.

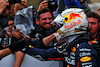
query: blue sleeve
[
  {"left": 27, "top": 47, "right": 61, "bottom": 60},
  {"left": 55, "top": 0, "right": 58, "bottom": 3},
  {"left": 75, "top": 42, "right": 98, "bottom": 67},
  {"left": 31, "top": 39, "right": 47, "bottom": 49},
  {"left": 74, "top": 0, "right": 81, "bottom": 8}
]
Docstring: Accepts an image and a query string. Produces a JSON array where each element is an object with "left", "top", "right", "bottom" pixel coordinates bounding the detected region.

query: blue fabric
[
  {"left": 30, "top": 24, "right": 47, "bottom": 49},
  {"left": 26, "top": 38, "right": 99, "bottom": 66},
  {"left": 55, "top": 0, "right": 81, "bottom": 8},
  {"left": 27, "top": 47, "right": 60, "bottom": 60},
  {"left": 75, "top": 42, "right": 97, "bottom": 67}
]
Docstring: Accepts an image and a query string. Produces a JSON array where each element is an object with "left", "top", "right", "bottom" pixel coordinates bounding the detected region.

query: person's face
[
  {"left": 36, "top": 12, "right": 52, "bottom": 30},
  {"left": 9, "top": 4, "right": 14, "bottom": 18},
  {"left": 4, "top": 8, "right": 10, "bottom": 16},
  {"left": 87, "top": 17, "right": 99, "bottom": 38}
]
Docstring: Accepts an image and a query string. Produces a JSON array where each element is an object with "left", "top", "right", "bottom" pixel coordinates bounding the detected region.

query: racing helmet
[{"left": 52, "top": 8, "right": 89, "bottom": 40}]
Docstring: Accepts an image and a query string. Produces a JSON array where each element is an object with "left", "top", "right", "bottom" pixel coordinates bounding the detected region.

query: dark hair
[
  {"left": 86, "top": 12, "right": 100, "bottom": 24},
  {"left": 0, "top": 18, "right": 11, "bottom": 29},
  {"left": 35, "top": 7, "right": 51, "bottom": 20}
]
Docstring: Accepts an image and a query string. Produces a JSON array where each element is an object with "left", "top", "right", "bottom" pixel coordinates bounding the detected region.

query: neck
[{"left": 90, "top": 33, "right": 97, "bottom": 39}]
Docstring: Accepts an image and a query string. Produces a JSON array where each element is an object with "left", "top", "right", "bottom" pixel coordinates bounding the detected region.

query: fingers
[
  {"left": 37, "top": 1, "right": 48, "bottom": 12},
  {"left": 42, "top": 1, "right": 48, "bottom": 6},
  {"left": 53, "top": 33, "right": 58, "bottom": 41},
  {"left": 12, "top": 29, "right": 30, "bottom": 40},
  {"left": 21, "top": 34, "right": 30, "bottom": 40},
  {"left": 12, "top": 29, "right": 22, "bottom": 39},
  {"left": 58, "top": 40, "right": 66, "bottom": 45},
  {"left": 41, "top": 1, "right": 48, "bottom": 8},
  {"left": 0, "top": 0, "right": 9, "bottom": 13},
  {"left": 14, "top": 3, "right": 22, "bottom": 14}
]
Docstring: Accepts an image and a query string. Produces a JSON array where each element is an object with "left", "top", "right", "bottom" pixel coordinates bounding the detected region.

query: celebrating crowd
[{"left": 0, "top": 0, "right": 100, "bottom": 67}]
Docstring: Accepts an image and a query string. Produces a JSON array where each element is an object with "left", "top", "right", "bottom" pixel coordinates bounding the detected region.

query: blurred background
[
  {"left": 27, "top": 0, "right": 100, "bottom": 8},
  {"left": 27, "top": 0, "right": 100, "bottom": 12}
]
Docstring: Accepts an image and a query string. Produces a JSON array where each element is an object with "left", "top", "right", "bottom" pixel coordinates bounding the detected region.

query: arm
[
  {"left": 43, "top": 33, "right": 57, "bottom": 47},
  {"left": 0, "top": 48, "right": 12, "bottom": 59}
]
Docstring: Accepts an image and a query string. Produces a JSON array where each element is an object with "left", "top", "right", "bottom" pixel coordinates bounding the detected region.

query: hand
[
  {"left": 53, "top": 33, "right": 58, "bottom": 41},
  {"left": 0, "top": 0, "right": 9, "bottom": 13},
  {"left": 14, "top": 2, "right": 27, "bottom": 14},
  {"left": 37, "top": 1, "right": 48, "bottom": 12},
  {"left": 12, "top": 29, "right": 30, "bottom": 40},
  {"left": 11, "top": 29, "right": 22, "bottom": 39},
  {"left": 97, "top": 8, "right": 100, "bottom": 16},
  {"left": 57, "top": 40, "right": 66, "bottom": 45}
]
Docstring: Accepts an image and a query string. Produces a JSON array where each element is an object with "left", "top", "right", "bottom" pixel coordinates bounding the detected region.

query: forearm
[
  {"left": 43, "top": 33, "right": 56, "bottom": 47},
  {"left": 0, "top": 48, "right": 12, "bottom": 59}
]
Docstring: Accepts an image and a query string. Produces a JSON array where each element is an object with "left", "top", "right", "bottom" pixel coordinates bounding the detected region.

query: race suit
[{"left": 25, "top": 35, "right": 99, "bottom": 67}]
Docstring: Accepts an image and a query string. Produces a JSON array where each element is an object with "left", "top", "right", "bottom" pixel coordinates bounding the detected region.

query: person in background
[
  {"left": 86, "top": 12, "right": 100, "bottom": 67},
  {"left": 0, "top": 0, "right": 11, "bottom": 30},
  {"left": 0, "top": 18, "right": 26, "bottom": 67},
  {"left": 29, "top": 7, "right": 58, "bottom": 48},
  {"left": 20, "top": 8, "right": 63, "bottom": 60},
  {"left": 0, "top": 0, "right": 9, "bottom": 19},
  {"left": 34, "top": 0, "right": 58, "bottom": 22},
  {"left": 0, "top": 0, "right": 28, "bottom": 67},
  {"left": 55, "top": 0, "right": 81, "bottom": 9},
  {"left": 96, "top": 8, "right": 100, "bottom": 34},
  {"left": 0, "top": 29, "right": 29, "bottom": 60},
  {"left": 11, "top": 2, "right": 28, "bottom": 67}
]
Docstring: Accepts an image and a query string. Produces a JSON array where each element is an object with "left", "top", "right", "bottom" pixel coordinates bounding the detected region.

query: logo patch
[
  {"left": 67, "top": 65, "right": 70, "bottom": 67},
  {"left": 80, "top": 56, "right": 91, "bottom": 62},
  {"left": 64, "top": 19, "right": 81, "bottom": 30},
  {"left": 63, "top": 13, "right": 83, "bottom": 23},
  {"left": 71, "top": 47, "right": 76, "bottom": 52}
]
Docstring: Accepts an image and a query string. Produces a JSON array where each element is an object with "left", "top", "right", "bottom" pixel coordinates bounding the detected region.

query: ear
[{"left": 36, "top": 18, "right": 39, "bottom": 25}]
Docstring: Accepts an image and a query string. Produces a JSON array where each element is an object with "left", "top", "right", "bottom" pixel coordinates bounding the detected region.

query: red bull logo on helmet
[
  {"left": 63, "top": 13, "right": 83, "bottom": 23},
  {"left": 64, "top": 19, "right": 81, "bottom": 30}
]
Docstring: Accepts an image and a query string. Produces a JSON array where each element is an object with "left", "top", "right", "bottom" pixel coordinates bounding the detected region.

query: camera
[
  {"left": 8, "top": 0, "right": 21, "bottom": 5},
  {"left": 48, "top": 0, "right": 58, "bottom": 12}
]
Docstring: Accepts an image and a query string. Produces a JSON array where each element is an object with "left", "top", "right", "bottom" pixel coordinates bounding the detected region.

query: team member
[{"left": 87, "top": 12, "right": 100, "bottom": 67}]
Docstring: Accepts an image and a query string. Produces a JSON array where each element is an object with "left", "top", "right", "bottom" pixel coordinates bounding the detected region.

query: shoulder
[{"left": 75, "top": 42, "right": 90, "bottom": 48}]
